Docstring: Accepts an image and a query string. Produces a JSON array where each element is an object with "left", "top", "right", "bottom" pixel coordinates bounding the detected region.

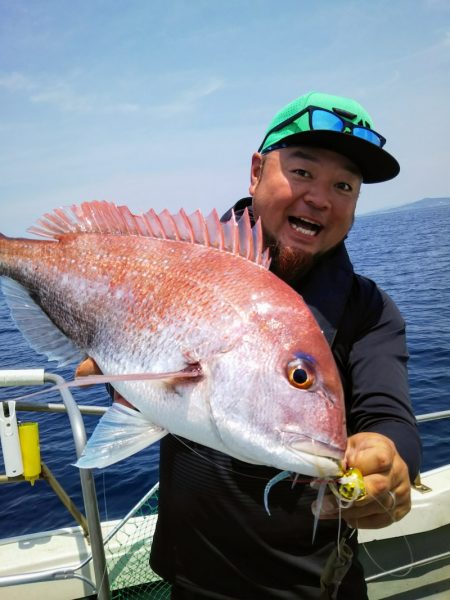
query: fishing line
[
  {"left": 171, "top": 433, "right": 318, "bottom": 485},
  {"left": 358, "top": 493, "right": 415, "bottom": 579},
  {"left": 0, "top": 369, "right": 199, "bottom": 402},
  {"left": 100, "top": 384, "right": 112, "bottom": 523}
]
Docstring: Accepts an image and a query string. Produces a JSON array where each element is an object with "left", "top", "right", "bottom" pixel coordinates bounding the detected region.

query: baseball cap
[{"left": 258, "top": 92, "right": 399, "bottom": 183}]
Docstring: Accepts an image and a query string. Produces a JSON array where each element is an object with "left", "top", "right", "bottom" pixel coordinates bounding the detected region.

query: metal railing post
[{"left": 44, "top": 373, "right": 110, "bottom": 600}]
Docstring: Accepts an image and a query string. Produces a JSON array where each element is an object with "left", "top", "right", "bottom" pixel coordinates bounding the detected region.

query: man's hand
[
  {"left": 312, "top": 432, "right": 411, "bottom": 529},
  {"left": 75, "top": 357, "right": 102, "bottom": 378}
]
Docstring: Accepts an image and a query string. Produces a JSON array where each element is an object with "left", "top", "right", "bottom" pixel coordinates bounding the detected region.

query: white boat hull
[
  {"left": 1, "top": 466, "right": 449, "bottom": 599},
  {"left": 359, "top": 464, "right": 450, "bottom": 599},
  {"left": 0, "top": 515, "right": 159, "bottom": 599}
]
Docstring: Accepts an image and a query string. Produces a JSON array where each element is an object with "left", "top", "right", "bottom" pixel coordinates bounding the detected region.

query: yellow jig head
[{"left": 329, "top": 467, "right": 367, "bottom": 507}]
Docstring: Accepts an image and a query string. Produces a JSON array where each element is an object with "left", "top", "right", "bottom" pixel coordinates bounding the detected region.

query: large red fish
[{"left": 0, "top": 201, "right": 346, "bottom": 477}]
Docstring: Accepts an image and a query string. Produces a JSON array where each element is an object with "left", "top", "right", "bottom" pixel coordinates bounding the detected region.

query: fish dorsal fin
[
  {"left": 0, "top": 276, "right": 86, "bottom": 367},
  {"left": 28, "top": 201, "right": 271, "bottom": 269}
]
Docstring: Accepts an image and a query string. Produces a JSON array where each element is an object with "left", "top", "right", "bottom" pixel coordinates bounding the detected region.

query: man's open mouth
[{"left": 288, "top": 216, "right": 323, "bottom": 237}]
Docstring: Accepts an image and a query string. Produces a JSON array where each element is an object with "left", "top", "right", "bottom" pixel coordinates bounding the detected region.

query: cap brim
[{"left": 276, "top": 131, "right": 400, "bottom": 183}]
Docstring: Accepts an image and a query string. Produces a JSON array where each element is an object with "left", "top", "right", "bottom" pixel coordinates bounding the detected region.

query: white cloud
[
  {"left": 0, "top": 70, "right": 223, "bottom": 116},
  {"left": 150, "top": 77, "right": 224, "bottom": 116},
  {"left": 0, "top": 72, "right": 35, "bottom": 92},
  {"left": 30, "top": 81, "right": 94, "bottom": 112}
]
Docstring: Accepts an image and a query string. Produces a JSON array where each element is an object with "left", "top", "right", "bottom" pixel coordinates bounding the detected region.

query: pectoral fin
[
  {"left": 1, "top": 276, "right": 86, "bottom": 366},
  {"left": 75, "top": 403, "right": 167, "bottom": 469}
]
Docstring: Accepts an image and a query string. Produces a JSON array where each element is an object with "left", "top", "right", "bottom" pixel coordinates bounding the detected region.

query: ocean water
[{"left": 0, "top": 204, "right": 449, "bottom": 539}]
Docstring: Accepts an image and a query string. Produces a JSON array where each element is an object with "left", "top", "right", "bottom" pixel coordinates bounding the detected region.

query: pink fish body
[{"left": 0, "top": 202, "right": 346, "bottom": 477}]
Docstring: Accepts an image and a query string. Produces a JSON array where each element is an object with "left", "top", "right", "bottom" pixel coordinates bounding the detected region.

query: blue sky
[{"left": 1, "top": 0, "right": 449, "bottom": 236}]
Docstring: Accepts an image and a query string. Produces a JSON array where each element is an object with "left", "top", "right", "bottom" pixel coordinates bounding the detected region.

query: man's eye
[
  {"left": 293, "top": 169, "right": 311, "bottom": 178},
  {"left": 336, "top": 182, "right": 352, "bottom": 192}
]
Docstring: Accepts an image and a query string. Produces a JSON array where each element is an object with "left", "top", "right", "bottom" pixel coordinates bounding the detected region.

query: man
[
  {"left": 148, "top": 92, "right": 422, "bottom": 599},
  {"left": 76, "top": 91, "right": 421, "bottom": 598}
]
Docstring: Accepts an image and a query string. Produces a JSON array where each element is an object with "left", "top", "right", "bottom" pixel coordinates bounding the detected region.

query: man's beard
[{"left": 263, "top": 231, "right": 316, "bottom": 285}]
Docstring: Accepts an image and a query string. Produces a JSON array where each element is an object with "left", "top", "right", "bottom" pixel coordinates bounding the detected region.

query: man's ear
[{"left": 249, "top": 152, "right": 263, "bottom": 196}]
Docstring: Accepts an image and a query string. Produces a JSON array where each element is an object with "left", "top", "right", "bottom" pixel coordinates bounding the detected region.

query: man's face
[{"left": 250, "top": 145, "right": 362, "bottom": 278}]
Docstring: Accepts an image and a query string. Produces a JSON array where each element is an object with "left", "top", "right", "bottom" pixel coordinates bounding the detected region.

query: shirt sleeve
[{"left": 333, "top": 276, "right": 422, "bottom": 481}]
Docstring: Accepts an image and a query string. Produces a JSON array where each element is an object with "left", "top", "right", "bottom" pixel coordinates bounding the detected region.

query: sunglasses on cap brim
[{"left": 258, "top": 106, "right": 387, "bottom": 152}]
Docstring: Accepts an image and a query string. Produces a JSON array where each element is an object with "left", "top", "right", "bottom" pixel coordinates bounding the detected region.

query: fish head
[
  {"left": 273, "top": 347, "right": 346, "bottom": 477},
  {"left": 207, "top": 299, "right": 347, "bottom": 479}
]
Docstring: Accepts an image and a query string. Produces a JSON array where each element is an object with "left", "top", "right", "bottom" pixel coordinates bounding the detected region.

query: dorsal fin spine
[
  {"left": 81, "top": 203, "right": 95, "bottom": 231},
  {"left": 193, "top": 210, "right": 209, "bottom": 246},
  {"left": 52, "top": 208, "right": 74, "bottom": 232},
  {"left": 27, "top": 226, "right": 52, "bottom": 239},
  {"left": 223, "top": 212, "right": 239, "bottom": 255},
  {"left": 43, "top": 213, "right": 66, "bottom": 234},
  {"left": 140, "top": 212, "right": 154, "bottom": 237},
  {"left": 148, "top": 209, "right": 167, "bottom": 240},
  {"left": 103, "top": 202, "right": 120, "bottom": 234},
  {"left": 99, "top": 202, "right": 115, "bottom": 234},
  {"left": 86, "top": 202, "right": 103, "bottom": 233},
  {"left": 216, "top": 210, "right": 225, "bottom": 251},
  {"left": 160, "top": 209, "right": 182, "bottom": 241},
  {"left": 242, "top": 210, "right": 252, "bottom": 260},
  {"left": 134, "top": 214, "right": 148, "bottom": 237},
  {"left": 113, "top": 204, "right": 131, "bottom": 235},
  {"left": 179, "top": 209, "right": 195, "bottom": 243},
  {"left": 253, "top": 219, "right": 262, "bottom": 264},
  {"left": 208, "top": 210, "right": 224, "bottom": 250},
  {"left": 202, "top": 211, "right": 210, "bottom": 247},
  {"left": 120, "top": 205, "right": 139, "bottom": 236}
]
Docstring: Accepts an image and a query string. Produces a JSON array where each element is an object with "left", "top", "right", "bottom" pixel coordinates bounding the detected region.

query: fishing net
[{"left": 103, "top": 483, "right": 171, "bottom": 600}]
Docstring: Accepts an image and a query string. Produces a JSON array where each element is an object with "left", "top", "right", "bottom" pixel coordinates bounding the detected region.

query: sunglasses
[{"left": 259, "top": 106, "right": 386, "bottom": 152}]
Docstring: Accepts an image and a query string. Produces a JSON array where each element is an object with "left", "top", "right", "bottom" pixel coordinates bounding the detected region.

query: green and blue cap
[{"left": 258, "top": 92, "right": 399, "bottom": 183}]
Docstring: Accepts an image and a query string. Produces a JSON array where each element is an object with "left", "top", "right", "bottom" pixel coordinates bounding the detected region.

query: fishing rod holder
[{"left": 0, "top": 369, "right": 110, "bottom": 600}]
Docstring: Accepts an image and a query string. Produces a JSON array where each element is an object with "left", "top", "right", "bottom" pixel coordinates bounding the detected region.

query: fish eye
[{"left": 287, "top": 358, "right": 315, "bottom": 390}]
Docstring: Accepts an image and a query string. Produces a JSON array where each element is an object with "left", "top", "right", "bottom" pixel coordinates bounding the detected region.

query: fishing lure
[
  {"left": 329, "top": 467, "right": 367, "bottom": 507},
  {"left": 263, "top": 466, "right": 366, "bottom": 516}
]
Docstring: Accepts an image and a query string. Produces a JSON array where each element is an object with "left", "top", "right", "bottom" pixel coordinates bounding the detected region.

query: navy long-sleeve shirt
[{"left": 150, "top": 198, "right": 421, "bottom": 599}]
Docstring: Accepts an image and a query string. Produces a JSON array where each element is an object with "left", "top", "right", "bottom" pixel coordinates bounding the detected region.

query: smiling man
[
  {"left": 150, "top": 91, "right": 422, "bottom": 599},
  {"left": 250, "top": 145, "right": 362, "bottom": 283}
]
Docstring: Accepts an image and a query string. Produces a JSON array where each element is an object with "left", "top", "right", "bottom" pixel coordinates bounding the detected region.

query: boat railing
[
  {"left": 364, "top": 408, "right": 450, "bottom": 587},
  {"left": 0, "top": 369, "right": 110, "bottom": 599},
  {"left": 415, "top": 409, "right": 450, "bottom": 423},
  {"left": 1, "top": 369, "right": 448, "bottom": 596}
]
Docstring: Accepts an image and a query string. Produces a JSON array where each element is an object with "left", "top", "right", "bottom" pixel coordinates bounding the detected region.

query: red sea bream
[{"left": 0, "top": 201, "right": 346, "bottom": 476}]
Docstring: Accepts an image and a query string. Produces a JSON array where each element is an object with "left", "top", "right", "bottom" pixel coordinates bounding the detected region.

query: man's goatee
[{"left": 264, "top": 233, "right": 315, "bottom": 284}]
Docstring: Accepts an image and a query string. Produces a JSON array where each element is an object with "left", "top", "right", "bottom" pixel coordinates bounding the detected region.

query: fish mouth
[
  {"left": 286, "top": 439, "right": 344, "bottom": 478},
  {"left": 288, "top": 216, "right": 323, "bottom": 237},
  {"left": 284, "top": 432, "right": 345, "bottom": 462}
]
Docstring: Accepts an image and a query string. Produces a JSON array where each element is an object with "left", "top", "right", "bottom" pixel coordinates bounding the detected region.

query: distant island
[{"left": 365, "top": 196, "right": 450, "bottom": 215}]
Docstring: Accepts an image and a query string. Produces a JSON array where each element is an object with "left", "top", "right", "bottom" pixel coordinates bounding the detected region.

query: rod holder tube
[{"left": 18, "top": 422, "right": 41, "bottom": 485}]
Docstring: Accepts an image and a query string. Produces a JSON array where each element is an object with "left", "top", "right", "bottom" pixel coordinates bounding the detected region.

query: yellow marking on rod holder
[{"left": 18, "top": 422, "right": 41, "bottom": 485}]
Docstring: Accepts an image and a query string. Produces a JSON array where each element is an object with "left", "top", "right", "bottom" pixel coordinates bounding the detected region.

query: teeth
[
  {"left": 290, "top": 223, "right": 316, "bottom": 236},
  {"left": 289, "top": 217, "right": 321, "bottom": 237},
  {"left": 300, "top": 217, "right": 319, "bottom": 226}
]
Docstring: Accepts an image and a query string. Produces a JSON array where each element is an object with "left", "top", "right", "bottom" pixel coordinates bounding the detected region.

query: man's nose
[{"left": 301, "top": 182, "right": 331, "bottom": 210}]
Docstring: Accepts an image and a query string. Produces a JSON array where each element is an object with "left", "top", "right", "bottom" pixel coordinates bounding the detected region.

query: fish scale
[{"left": 0, "top": 201, "right": 347, "bottom": 476}]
